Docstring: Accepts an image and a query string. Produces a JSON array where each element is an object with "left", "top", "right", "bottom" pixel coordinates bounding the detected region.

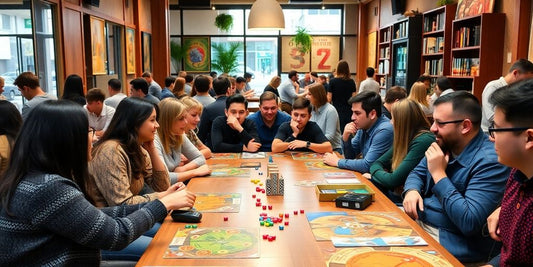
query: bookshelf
[
  {"left": 421, "top": 4, "right": 457, "bottom": 82},
  {"left": 391, "top": 15, "right": 422, "bottom": 91},
  {"left": 448, "top": 13, "right": 505, "bottom": 100},
  {"left": 377, "top": 25, "right": 392, "bottom": 90}
]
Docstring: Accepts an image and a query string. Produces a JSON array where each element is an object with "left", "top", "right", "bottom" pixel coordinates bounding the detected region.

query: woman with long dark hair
[
  {"left": 61, "top": 74, "right": 86, "bottom": 106},
  {"left": 0, "top": 100, "right": 195, "bottom": 265},
  {"left": 0, "top": 100, "right": 22, "bottom": 175},
  {"left": 327, "top": 60, "right": 356, "bottom": 132}
]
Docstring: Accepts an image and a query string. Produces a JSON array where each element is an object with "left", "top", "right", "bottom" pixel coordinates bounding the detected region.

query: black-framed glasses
[
  {"left": 434, "top": 119, "right": 464, "bottom": 127},
  {"left": 488, "top": 125, "right": 531, "bottom": 138}
]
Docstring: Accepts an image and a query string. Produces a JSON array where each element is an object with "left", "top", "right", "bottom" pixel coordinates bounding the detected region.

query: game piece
[
  {"left": 300, "top": 209, "right": 305, "bottom": 214},
  {"left": 223, "top": 216, "right": 228, "bottom": 221},
  {"left": 284, "top": 221, "right": 289, "bottom": 226},
  {"left": 284, "top": 213, "right": 289, "bottom": 218},
  {"left": 256, "top": 187, "right": 261, "bottom": 192},
  {"left": 252, "top": 194, "right": 256, "bottom": 198},
  {"left": 256, "top": 198, "right": 261, "bottom": 202},
  {"left": 294, "top": 210, "right": 298, "bottom": 215},
  {"left": 279, "top": 225, "right": 284, "bottom": 230},
  {"left": 261, "top": 189, "right": 265, "bottom": 193},
  {"left": 255, "top": 202, "right": 261, "bottom": 207},
  {"left": 260, "top": 212, "right": 267, "bottom": 216},
  {"left": 191, "top": 225, "right": 197, "bottom": 229},
  {"left": 262, "top": 205, "right": 267, "bottom": 210},
  {"left": 268, "top": 205, "right": 273, "bottom": 210},
  {"left": 263, "top": 234, "right": 269, "bottom": 240},
  {"left": 185, "top": 224, "right": 191, "bottom": 229},
  {"left": 260, "top": 221, "right": 264, "bottom": 226},
  {"left": 279, "top": 213, "right": 284, "bottom": 218},
  {"left": 259, "top": 183, "right": 263, "bottom": 186},
  {"left": 269, "top": 155, "right": 273, "bottom": 163},
  {"left": 268, "top": 236, "right": 275, "bottom": 242}
]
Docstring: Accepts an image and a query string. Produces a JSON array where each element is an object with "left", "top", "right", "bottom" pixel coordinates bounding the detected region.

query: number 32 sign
[{"left": 281, "top": 36, "right": 339, "bottom": 73}]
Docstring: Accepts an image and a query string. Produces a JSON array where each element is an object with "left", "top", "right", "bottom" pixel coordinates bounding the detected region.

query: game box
[{"left": 315, "top": 184, "right": 375, "bottom": 202}]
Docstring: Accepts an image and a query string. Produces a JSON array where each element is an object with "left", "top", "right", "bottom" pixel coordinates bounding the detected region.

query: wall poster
[
  {"left": 125, "top": 27, "right": 135, "bottom": 74},
  {"left": 90, "top": 16, "right": 107, "bottom": 75},
  {"left": 183, "top": 37, "right": 210, "bottom": 72},
  {"left": 142, "top": 32, "right": 152, "bottom": 72},
  {"left": 311, "top": 36, "right": 340, "bottom": 73},
  {"left": 281, "top": 36, "right": 311, "bottom": 73}
]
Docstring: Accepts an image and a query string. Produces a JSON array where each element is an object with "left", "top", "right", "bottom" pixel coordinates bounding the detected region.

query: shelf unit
[
  {"left": 420, "top": 4, "right": 457, "bottom": 82},
  {"left": 377, "top": 25, "right": 392, "bottom": 90},
  {"left": 391, "top": 15, "right": 422, "bottom": 91},
  {"left": 447, "top": 13, "right": 505, "bottom": 100}
]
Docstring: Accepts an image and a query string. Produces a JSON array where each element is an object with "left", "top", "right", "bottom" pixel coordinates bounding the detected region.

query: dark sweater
[
  {"left": 0, "top": 173, "right": 168, "bottom": 266},
  {"left": 211, "top": 116, "right": 260, "bottom": 152}
]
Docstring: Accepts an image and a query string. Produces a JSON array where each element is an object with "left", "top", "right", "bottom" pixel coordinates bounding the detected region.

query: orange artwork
[
  {"left": 456, "top": 0, "right": 495, "bottom": 19},
  {"left": 125, "top": 27, "right": 135, "bottom": 74},
  {"left": 90, "top": 17, "right": 107, "bottom": 75}
]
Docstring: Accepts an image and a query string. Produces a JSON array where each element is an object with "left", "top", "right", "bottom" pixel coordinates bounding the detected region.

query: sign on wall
[
  {"left": 281, "top": 36, "right": 311, "bottom": 73},
  {"left": 311, "top": 36, "right": 340, "bottom": 73}
]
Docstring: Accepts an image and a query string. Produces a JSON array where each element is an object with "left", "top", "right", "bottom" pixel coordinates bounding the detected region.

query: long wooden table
[{"left": 137, "top": 152, "right": 463, "bottom": 266}]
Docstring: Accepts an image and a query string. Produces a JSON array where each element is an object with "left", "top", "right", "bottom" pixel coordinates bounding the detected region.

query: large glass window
[
  {"left": 33, "top": 0, "right": 57, "bottom": 97},
  {"left": 245, "top": 37, "right": 278, "bottom": 91},
  {"left": 210, "top": 37, "right": 244, "bottom": 76},
  {"left": 183, "top": 10, "right": 244, "bottom": 35}
]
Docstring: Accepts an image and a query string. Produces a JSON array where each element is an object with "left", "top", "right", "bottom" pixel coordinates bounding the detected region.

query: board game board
[
  {"left": 323, "top": 172, "right": 357, "bottom": 178},
  {"left": 291, "top": 152, "right": 324, "bottom": 160},
  {"left": 306, "top": 211, "right": 416, "bottom": 241},
  {"left": 194, "top": 193, "right": 241, "bottom": 213},
  {"left": 331, "top": 236, "right": 427, "bottom": 247},
  {"left": 305, "top": 161, "right": 337, "bottom": 170},
  {"left": 210, "top": 167, "right": 250, "bottom": 177},
  {"left": 327, "top": 247, "right": 454, "bottom": 267},
  {"left": 165, "top": 227, "right": 259, "bottom": 259},
  {"left": 241, "top": 152, "right": 266, "bottom": 159},
  {"left": 211, "top": 153, "right": 241, "bottom": 159}
]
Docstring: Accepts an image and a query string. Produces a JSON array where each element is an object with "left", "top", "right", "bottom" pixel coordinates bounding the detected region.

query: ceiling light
[{"left": 248, "top": 0, "right": 285, "bottom": 30}]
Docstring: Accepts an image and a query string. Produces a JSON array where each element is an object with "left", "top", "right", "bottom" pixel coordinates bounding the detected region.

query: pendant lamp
[{"left": 248, "top": 0, "right": 285, "bottom": 30}]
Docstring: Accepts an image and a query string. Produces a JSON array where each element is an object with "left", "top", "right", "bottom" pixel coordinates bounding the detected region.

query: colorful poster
[
  {"left": 311, "top": 36, "right": 340, "bottom": 73},
  {"left": 456, "top": 0, "right": 495, "bottom": 19},
  {"left": 183, "top": 37, "right": 210, "bottom": 72},
  {"left": 281, "top": 36, "right": 310, "bottom": 73},
  {"left": 90, "top": 16, "right": 107, "bottom": 75},
  {"left": 125, "top": 27, "right": 135, "bottom": 74},
  {"left": 142, "top": 32, "right": 152, "bottom": 72}
]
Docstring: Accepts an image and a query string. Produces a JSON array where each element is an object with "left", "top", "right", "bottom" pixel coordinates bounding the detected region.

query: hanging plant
[
  {"left": 291, "top": 27, "right": 313, "bottom": 54},
  {"left": 211, "top": 42, "right": 243, "bottom": 75},
  {"left": 215, "top": 13, "right": 233, "bottom": 32},
  {"left": 170, "top": 40, "right": 186, "bottom": 71}
]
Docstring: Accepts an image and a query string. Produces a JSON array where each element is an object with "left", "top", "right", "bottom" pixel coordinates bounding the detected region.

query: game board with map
[
  {"left": 291, "top": 152, "right": 324, "bottom": 160},
  {"left": 331, "top": 236, "right": 427, "bottom": 247},
  {"left": 305, "top": 161, "right": 337, "bottom": 170},
  {"left": 241, "top": 152, "right": 266, "bottom": 159},
  {"left": 210, "top": 167, "right": 250, "bottom": 177},
  {"left": 194, "top": 193, "right": 241, "bottom": 213},
  {"left": 306, "top": 211, "right": 418, "bottom": 241},
  {"left": 211, "top": 153, "right": 241, "bottom": 159},
  {"left": 164, "top": 227, "right": 259, "bottom": 259},
  {"left": 327, "top": 247, "right": 454, "bottom": 267}
]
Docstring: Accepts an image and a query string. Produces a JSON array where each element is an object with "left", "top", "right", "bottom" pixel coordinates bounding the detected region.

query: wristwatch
[{"left": 306, "top": 141, "right": 311, "bottom": 148}]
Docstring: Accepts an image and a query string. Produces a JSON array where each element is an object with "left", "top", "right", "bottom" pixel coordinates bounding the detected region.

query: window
[{"left": 1, "top": 14, "right": 11, "bottom": 30}]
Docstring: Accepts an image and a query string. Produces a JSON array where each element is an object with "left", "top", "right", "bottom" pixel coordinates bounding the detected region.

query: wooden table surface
[{"left": 136, "top": 152, "right": 463, "bottom": 267}]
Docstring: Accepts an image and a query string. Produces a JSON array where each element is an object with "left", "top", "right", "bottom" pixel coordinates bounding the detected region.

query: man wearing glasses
[
  {"left": 484, "top": 79, "right": 533, "bottom": 267},
  {"left": 402, "top": 91, "right": 510, "bottom": 264}
]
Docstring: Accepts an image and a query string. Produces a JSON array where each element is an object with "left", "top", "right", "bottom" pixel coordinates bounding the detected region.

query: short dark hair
[
  {"left": 86, "top": 88, "right": 106, "bottom": 103},
  {"left": 288, "top": 70, "right": 298, "bottom": 79},
  {"left": 108, "top": 78, "right": 121, "bottom": 91},
  {"left": 209, "top": 71, "right": 218, "bottom": 78},
  {"left": 417, "top": 74, "right": 431, "bottom": 83},
  {"left": 130, "top": 78, "right": 149, "bottom": 95},
  {"left": 213, "top": 76, "right": 230, "bottom": 95},
  {"left": 434, "top": 91, "right": 481, "bottom": 128},
  {"left": 185, "top": 74, "right": 194, "bottom": 83},
  {"left": 14, "top": 72, "right": 39, "bottom": 89},
  {"left": 0, "top": 100, "right": 22, "bottom": 146},
  {"left": 226, "top": 93, "right": 248, "bottom": 109},
  {"left": 244, "top": 72, "right": 253, "bottom": 79},
  {"left": 489, "top": 78, "right": 533, "bottom": 127},
  {"left": 194, "top": 75, "right": 211, "bottom": 93},
  {"left": 292, "top": 97, "right": 311, "bottom": 114},
  {"left": 310, "top": 72, "right": 318, "bottom": 77},
  {"left": 348, "top": 91, "right": 382, "bottom": 117},
  {"left": 436, "top": 76, "right": 453, "bottom": 90},
  {"left": 384, "top": 86, "right": 407, "bottom": 104},
  {"left": 366, "top": 67, "right": 375, "bottom": 77},
  {"left": 236, "top": 77, "right": 246, "bottom": 84},
  {"left": 141, "top": 71, "right": 152, "bottom": 78},
  {"left": 259, "top": 91, "right": 278, "bottom": 105},
  {"left": 165, "top": 76, "right": 177, "bottom": 87},
  {"left": 508, "top": 58, "right": 533, "bottom": 74}
]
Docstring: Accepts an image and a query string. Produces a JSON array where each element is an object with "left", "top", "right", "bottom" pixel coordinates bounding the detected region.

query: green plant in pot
[
  {"left": 170, "top": 40, "right": 186, "bottom": 71},
  {"left": 291, "top": 27, "right": 313, "bottom": 54},
  {"left": 215, "top": 13, "right": 233, "bottom": 32},
  {"left": 211, "top": 42, "right": 243, "bottom": 75}
]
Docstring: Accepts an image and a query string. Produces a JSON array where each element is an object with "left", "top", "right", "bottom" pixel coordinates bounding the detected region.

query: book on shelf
[
  {"left": 454, "top": 25, "right": 481, "bottom": 48},
  {"left": 381, "top": 29, "right": 390, "bottom": 43},
  {"left": 378, "top": 60, "right": 390, "bottom": 75},
  {"left": 424, "top": 58, "right": 443, "bottom": 76},
  {"left": 451, "top": 58, "right": 479, "bottom": 76},
  {"left": 395, "top": 21, "right": 408, "bottom": 39},
  {"left": 379, "top": 47, "right": 390, "bottom": 59},
  {"left": 423, "top": 37, "right": 444, "bottom": 54},
  {"left": 424, "top": 12, "right": 445, "bottom": 33}
]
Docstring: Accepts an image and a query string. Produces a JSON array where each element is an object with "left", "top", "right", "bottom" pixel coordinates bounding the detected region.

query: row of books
[
  {"left": 378, "top": 59, "right": 390, "bottom": 75},
  {"left": 424, "top": 12, "right": 445, "bottom": 33},
  {"left": 451, "top": 57, "right": 480, "bottom": 76},
  {"left": 423, "top": 37, "right": 445, "bottom": 54},
  {"left": 394, "top": 21, "right": 409, "bottom": 39},
  {"left": 424, "top": 58, "right": 444, "bottom": 76},
  {"left": 454, "top": 25, "right": 481, "bottom": 48},
  {"left": 381, "top": 29, "right": 391, "bottom": 43},
  {"left": 395, "top": 46, "right": 408, "bottom": 70},
  {"left": 379, "top": 47, "right": 390, "bottom": 59}
]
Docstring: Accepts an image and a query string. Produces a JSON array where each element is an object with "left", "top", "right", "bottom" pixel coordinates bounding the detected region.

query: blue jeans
[{"left": 101, "top": 222, "right": 161, "bottom": 261}]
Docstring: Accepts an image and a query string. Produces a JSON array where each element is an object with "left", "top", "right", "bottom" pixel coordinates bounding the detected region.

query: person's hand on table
[
  {"left": 323, "top": 152, "right": 340, "bottom": 167},
  {"left": 403, "top": 190, "right": 424, "bottom": 220}
]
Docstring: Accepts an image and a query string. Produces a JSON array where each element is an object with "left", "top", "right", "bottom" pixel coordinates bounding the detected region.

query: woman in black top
[
  {"left": 327, "top": 60, "right": 356, "bottom": 132},
  {"left": 263, "top": 76, "right": 281, "bottom": 97},
  {"left": 61, "top": 74, "right": 86, "bottom": 106}
]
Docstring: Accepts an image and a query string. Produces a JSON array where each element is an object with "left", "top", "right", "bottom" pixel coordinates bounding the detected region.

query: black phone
[{"left": 170, "top": 208, "right": 202, "bottom": 223}]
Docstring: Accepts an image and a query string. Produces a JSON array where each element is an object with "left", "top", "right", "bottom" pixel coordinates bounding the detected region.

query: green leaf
[
  {"left": 170, "top": 40, "right": 186, "bottom": 71},
  {"left": 215, "top": 13, "right": 234, "bottom": 32},
  {"left": 211, "top": 42, "right": 243, "bottom": 75},
  {"left": 291, "top": 27, "right": 313, "bottom": 54}
]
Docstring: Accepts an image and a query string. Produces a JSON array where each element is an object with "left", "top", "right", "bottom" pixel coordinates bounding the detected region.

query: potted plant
[
  {"left": 215, "top": 13, "right": 233, "bottom": 32},
  {"left": 170, "top": 40, "right": 186, "bottom": 71},
  {"left": 291, "top": 27, "right": 313, "bottom": 54},
  {"left": 211, "top": 42, "right": 243, "bottom": 75}
]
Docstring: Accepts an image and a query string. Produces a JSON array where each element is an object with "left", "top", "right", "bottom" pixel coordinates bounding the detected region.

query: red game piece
[
  {"left": 260, "top": 212, "right": 267, "bottom": 217},
  {"left": 262, "top": 234, "right": 269, "bottom": 240},
  {"left": 223, "top": 216, "right": 228, "bottom": 221},
  {"left": 262, "top": 205, "right": 267, "bottom": 210},
  {"left": 252, "top": 194, "right": 256, "bottom": 198},
  {"left": 256, "top": 202, "right": 261, "bottom": 207},
  {"left": 256, "top": 198, "right": 261, "bottom": 202},
  {"left": 268, "top": 205, "right": 273, "bottom": 210},
  {"left": 256, "top": 187, "right": 261, "bottom": 192},
  {"left": 300, "top": 209, "right": 305, "bottom": 214},
  {"left": 293, "top": 210, "right": 298, "bottom": 215},
  {"left": 268, "top": 236, "right": 275, "bottom": 242},
  {"left": 284, "top": 213, "right": 289, "bottom": 218},
  {"left": 261, "top": 189, "right": 265, "bottom": 193},
  {"left": 284, "top": 221, "right": 289, "bottom": 226}
]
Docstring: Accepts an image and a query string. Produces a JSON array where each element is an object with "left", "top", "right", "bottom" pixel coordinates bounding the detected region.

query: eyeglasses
[
  {"left": 88, "top": 127, "right": 96, "bottom": 138},
  {"left": 433, "top": 119, "right": 464, "bottom": 127},
  {"left": 488, "top": 123, "right": 531, "bottom": 138}
]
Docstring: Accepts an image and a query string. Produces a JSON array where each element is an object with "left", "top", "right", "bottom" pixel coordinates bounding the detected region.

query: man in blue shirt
[
  {"left": 402, "top": 91, "right": 509, "bottom": 264},
  {"left": 247, "top": 91, "right": 290, "bottom": 151},
  {"left": 323, "top": 91, "right": 393, "bottom": 173},
  {"left": 160, "top": 76, "right": 176, "bottom": 99}
]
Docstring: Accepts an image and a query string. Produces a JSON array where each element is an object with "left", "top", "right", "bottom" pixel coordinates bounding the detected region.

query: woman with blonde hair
[
  {"left": 172, "top": 77, "right": 187, "bottom": 99},
  {"left": 264, "top": 76, "right": 282, "bottom": 97},
  {"left": 369, "top": 99, "right": 434, "bottom": 202},
  {"left": 180, "top": 96, "right": 212, "bottom": 159},
  {"left": 409, "top": 81, "right": 432, "bottom": 116},
  {"left": 306, "top": 83, "right": 342, "bottom": 153},
  {"left": 155, "top": 98, "right": 211, "bottom": 184},
  {"left": 327, "top": 60, "right": 356, "bottom": 132}
]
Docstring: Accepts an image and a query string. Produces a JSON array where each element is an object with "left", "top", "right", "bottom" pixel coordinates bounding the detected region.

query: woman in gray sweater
[{"left": 0, "top": 100, "right": 195, "bottom": 265}]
